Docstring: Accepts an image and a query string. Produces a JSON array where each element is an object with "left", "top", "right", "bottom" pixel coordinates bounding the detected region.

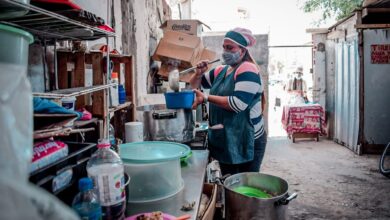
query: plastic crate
[
  {"left": 164, "top": 90, "right": 194, "bottom": 109},
  {"left": 29, "top": 142, "right": 97, "bottom": 205}
]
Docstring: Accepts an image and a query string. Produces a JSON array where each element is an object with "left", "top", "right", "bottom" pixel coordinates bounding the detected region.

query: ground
[{"left": 261, "top": 137, "right": 390, "bottom": 220}]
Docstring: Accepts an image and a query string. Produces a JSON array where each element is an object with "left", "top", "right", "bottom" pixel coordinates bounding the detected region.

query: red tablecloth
[{"left": 282, "top": 104, "right": 327, "bottom": 136}]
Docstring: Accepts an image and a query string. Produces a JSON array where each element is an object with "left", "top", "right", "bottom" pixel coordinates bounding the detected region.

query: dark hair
[{"left": 240, "top": 47, "right": 258, "bottom": 66}]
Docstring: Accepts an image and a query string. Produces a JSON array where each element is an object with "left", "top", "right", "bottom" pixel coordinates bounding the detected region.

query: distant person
[
  {"left": 190, "top": 27, "right": 267, "bottom": 176},
  {"left": 285, "top": 66, "right": 307, "bottom": 104}
]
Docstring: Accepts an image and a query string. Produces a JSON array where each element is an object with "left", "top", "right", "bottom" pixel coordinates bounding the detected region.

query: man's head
[{"left": 294, "top": 66, "right": 303, "bottom": 78}]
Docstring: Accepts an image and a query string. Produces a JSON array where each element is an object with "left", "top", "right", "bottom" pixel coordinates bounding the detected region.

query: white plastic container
[
  {"left": 119, "top": 141, "right": 190, "bottom": 203},
  {"left": 61, "top": 97, "right": 76, "bottom": 111},
  {"left": 125, "top": 122, "right": 143, "bottom": 143}
]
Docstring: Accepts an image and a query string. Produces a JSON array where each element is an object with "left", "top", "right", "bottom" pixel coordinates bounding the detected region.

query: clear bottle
[
  {"left": 87, "top": 139, "right": 126, "bottom": 220},
  {"left": 72, "top": 177, "right": 103, "bottom": 220}
]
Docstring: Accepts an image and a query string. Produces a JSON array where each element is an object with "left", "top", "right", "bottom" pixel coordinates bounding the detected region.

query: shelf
[
  {"left": 73, "top": 118, "right": 98, "bottom": 128},
  {"left": 0, "top": 0, "right": 115, "bottom": 41},
  {"left": 109, "top": 101, "right": 132, "bottom": 113},
  {"left": 33, "top": 127, "right": 95, "bottom": 139},
  {"left": 33, "top": 83, "right": 117, "bottom": 99}
]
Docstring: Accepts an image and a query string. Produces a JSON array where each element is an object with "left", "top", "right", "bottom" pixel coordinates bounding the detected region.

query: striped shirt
[{"left": 201, "top": 61, "right": 265, "bottom": 139}]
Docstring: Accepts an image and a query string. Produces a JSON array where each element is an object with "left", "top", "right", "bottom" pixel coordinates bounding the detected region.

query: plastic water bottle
[
  {"left": 109, "top": 124, "right": 116, "bottom": 146},
  {"left": 87, "top": 139, "right": 126, "bottom": 220},
  {"left": 72, "top": 177, "right": 103, "bottom": 220}
]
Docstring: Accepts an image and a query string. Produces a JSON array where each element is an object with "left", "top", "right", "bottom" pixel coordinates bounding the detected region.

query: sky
[
  {"left": 168, "top": 0, "right": 337, "bottom": 75},
  {"left": 187, "top": 0, "right": 336, "bottom": 46}
]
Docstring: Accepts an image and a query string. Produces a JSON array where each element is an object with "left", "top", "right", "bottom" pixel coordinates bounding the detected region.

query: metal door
[{"left": 334, "top": 39, "right": 360, "bottom": 154}]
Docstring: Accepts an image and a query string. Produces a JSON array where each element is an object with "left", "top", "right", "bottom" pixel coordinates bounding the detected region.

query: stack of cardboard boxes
[{"left": 152, "top": 20, "right": 216, "bottom": 82}]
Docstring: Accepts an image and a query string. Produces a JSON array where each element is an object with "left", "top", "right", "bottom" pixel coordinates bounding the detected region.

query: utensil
[
  {"left": 178, "top": 59, "right": 220, "bottom": 75},
  {"left": 168, "top": 59, "right": 220, "bottom": 91}
]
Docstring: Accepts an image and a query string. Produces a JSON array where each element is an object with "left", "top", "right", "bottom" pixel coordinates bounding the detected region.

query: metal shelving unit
[
  {"left": 0, "top": 0, "right": 115, "bottom": 41},
  {"left": 33, "top": 83, "right": 117, "bottom": 99},
  {"left": 0, "top": 0, "right": 115, "bottom": 138}
]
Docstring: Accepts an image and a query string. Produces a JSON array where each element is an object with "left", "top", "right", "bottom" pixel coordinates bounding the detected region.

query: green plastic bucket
[{"left": 0, "top": 24, "right": 33, "bottom": 66}]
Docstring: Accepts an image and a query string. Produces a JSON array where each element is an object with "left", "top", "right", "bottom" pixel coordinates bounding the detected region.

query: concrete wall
[
  {"left": 363, "top": 29, "right": 390, "bottom": 145},
  {"left": 325, "top": 39, "right": 336, "bottom": 139},
  {"left": 311, "top": 33, "right": 339, "bottom": 139},
  {"left": 202, "top": 33, "right": 270, "bottom": 130},
  {"left": 312, "top": 34, "right": 327, "bottom": 108},
  {"left": 120, "top": 0, "right": 165, "bottom": 104}
]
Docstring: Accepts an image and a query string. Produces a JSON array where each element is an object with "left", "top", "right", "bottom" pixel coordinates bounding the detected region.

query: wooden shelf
[
  {"left": 109, "top": 101, "right": 132, "bottom": 113},
  {"left": 73, "top": 118, "right": 98, "bottom": 128},
  {"left": 34, "top": 127, "right": 95, "bottom": 139}
]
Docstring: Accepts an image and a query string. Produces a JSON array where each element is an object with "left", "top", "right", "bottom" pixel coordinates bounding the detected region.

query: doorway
[{"left": 267, "top": 45, "right": 313, "bottom": 137}]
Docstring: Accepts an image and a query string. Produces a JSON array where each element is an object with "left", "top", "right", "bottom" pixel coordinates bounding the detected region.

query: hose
[{"left": 379, "top": 142, "right": 390, "bottom": 178}]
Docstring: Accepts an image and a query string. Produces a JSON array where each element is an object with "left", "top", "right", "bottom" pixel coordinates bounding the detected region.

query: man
[{"left": 285, "top": 66, "right": 307, "bottom": 104}]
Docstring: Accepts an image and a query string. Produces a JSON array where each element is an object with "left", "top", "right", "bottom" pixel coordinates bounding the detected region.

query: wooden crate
[{"left": 56, "top": 51, "right": 135, "bottom": 137}]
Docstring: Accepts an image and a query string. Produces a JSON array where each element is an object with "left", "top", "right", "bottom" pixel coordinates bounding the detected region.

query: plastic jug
[{"left": 87, "top": 139, "right": 126, "bottom": 220}]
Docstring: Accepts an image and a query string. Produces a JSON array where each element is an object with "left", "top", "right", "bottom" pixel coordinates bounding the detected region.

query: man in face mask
[{"left": 286, "top": 66, "right": 308, "bottom": 104}]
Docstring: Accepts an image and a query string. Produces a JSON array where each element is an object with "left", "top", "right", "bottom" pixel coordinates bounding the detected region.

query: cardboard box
[
  {"left": 157, "top": 48, "right": 217, "bottom": 83},
  {"left": 197, "top": 183, "right": 217, "bottom": 220},
  {"left": 152, "top": 30, "right": 205, "bottom": 70},
  {"left": 160, "top": 19, "right": 211, "bottom": 36}
]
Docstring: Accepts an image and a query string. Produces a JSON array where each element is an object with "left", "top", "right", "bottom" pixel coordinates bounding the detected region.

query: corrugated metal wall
[
  {"left": 334, "top": 39, "right": 360, "bottom": 153},
  {"left": 363, "top": 29, "right": 390, "bottom": 146}
]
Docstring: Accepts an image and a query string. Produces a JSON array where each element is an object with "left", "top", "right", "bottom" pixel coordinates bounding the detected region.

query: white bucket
[
  {"left": 61, "top": 97, "right": 76, "bottom": 111},
  {"left": 125, "top": 122, "right": 143, "bottom": 143}
]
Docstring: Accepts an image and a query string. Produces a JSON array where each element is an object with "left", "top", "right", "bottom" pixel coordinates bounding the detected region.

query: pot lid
[{"left": 119, "top": 141, "right": 191, "bottom": 163}]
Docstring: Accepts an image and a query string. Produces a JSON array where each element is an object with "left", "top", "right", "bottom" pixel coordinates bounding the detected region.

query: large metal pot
[
  {"left": 223, "top": 172, "right": 297, "bottom": 220},
  {"left": 136, "top": 104, "right": 194, "bottom": 143}
]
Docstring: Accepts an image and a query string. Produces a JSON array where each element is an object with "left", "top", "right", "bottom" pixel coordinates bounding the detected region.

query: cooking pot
[
  {"left": 223, "top": 172, "right": 297, "bottom": 220},
  {"left": 136, "top": 104, "right": 194, "bottom": 143}
]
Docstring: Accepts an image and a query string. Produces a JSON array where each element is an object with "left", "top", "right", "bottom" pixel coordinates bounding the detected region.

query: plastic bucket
[
  {"left": 119, "top": 141, "right": 190, "bottom": 203},
  {"left": 61, "top": 97, "right": 76, "bottom": 111},
  {"left": 0, "top": 24, "right": 33, "bottom": 66},
  {"left": 164, "top": 90, "right": 194, "bottom": 109},
  {"left": 0, "top": 0, "right": 30, "bottom": 19}
]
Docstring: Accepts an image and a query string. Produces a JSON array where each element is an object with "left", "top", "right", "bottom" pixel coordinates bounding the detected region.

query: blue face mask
[{"left": 222, "top": 50, "right": 241, "bottom": 66}]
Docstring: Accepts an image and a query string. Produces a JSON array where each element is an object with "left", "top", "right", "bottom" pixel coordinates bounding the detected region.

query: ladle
[{"left": 168, "top": 59, "right": 220, "bottom": 91}]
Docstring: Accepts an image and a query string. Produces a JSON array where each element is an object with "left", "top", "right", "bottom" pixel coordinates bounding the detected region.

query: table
[
  {"left": 282, "top": 104, "right": 326, "bottom": 142},
  {"left": 125, "top": 150, "right": 209, "bottom": 219}
]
